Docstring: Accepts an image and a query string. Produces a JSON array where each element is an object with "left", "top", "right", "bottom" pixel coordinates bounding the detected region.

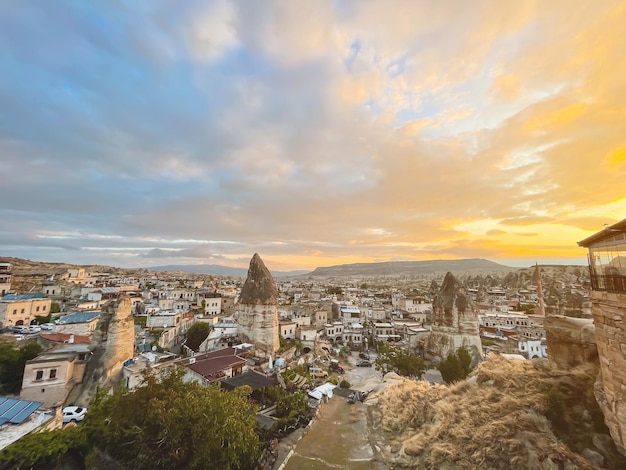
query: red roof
[
  {"left": 40, "top": 333, "right": 91, "bottom": 344},
  {"left": 186, "top": 347, "right": 246, "bottom": 381}
]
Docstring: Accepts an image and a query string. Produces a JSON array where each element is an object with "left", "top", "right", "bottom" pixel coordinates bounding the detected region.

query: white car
[
  {"left": 41, "top": 323, "right": 54, "bottom": 331},
  {"left": 28, "top": 325, "right": 41, "bottom": 333},
  {"left": 63, "top": 406, "right": 87, "bottom": 423}
]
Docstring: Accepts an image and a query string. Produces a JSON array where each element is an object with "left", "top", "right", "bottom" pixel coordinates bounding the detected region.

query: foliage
[
  {"left": 0, "top": 426, "right": 87, "bottom": 469},
  {"left": 518, "top": 303, "right": 537, "bottom": 314},
  {"left": 50, "top": 302, "right": 61, "bottom": 314},
  {"left": 375, "top": 343, "right": 426, "bottom": 379},
  {"left": 184, "top": 322, "right": 211, "bottom": 351},
  {"left": 339, "top": 379, "right": 351, "bottom": 388},
  {"left": 34, "top": 313, "right": 52, "bottom": 324},
  {"left": 273, "top": 388, "right": 307, "bottom": 419},
  {"left": 84, "top": 367, "right": 260, "bottom": 470},
  {"left": 0, "top": 339, "right": 43, "bottom": 394},
  {"left": 327, "top": 286, "right": 342, "bottom": 295},
  {"left": 133, "top": 315, "right": 147, "bottom": 328},
  {"left": 437, "top": 347, "right": 472, "bottom": 384}
]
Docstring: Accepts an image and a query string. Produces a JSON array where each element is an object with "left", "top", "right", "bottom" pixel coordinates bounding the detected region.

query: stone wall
[{"left": 590, "top": 291, "right": 626, "bottom": 455}]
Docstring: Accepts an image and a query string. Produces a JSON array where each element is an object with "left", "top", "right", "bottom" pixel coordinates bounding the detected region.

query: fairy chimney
[
  {"left": 426, "top": 272, "right": 483, "bottom": 363},
  {"left": 237, "top": 254, "right": 279, "bottom": 357}
]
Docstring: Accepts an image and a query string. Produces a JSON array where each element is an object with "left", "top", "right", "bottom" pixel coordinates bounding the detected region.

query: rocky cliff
[
  {"left": 544, "top": 315, "right": 597, "bottom": 369},
  {"left": 76, "top": 297, "right": 135, "bottom": 405}
]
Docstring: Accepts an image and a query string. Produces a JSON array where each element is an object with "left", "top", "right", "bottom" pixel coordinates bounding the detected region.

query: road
[{"left": 283, "top": 351, "right": 386, "bottom": 470}]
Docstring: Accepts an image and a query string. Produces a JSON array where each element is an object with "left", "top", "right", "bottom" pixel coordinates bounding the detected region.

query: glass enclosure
[{"left": 587, "top": 232, "right": 626, "bottom": 292}]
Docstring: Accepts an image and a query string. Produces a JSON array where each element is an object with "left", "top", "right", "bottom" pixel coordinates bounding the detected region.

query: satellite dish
[{"left": 152, "top": 346, "right": 157, "bottom": 351}]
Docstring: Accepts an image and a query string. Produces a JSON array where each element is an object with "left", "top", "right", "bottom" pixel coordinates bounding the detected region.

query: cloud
[{"left": 1, "top": 0, "right": 624, "bottom": 270}]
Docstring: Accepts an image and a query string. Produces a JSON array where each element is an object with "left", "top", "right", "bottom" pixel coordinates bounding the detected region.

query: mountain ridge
[{"left": 303, "top": 258, "right": 517, "bottom": 277}]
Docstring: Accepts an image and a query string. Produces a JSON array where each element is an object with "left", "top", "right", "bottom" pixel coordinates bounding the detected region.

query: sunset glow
[{"left": 1, "top": 1, "right": 625, "bottom": 271}]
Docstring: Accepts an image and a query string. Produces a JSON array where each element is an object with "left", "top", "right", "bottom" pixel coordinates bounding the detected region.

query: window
[
  {"left": 49, "top": 369, "right": 57, "bottom": 379},
  {"left": 21, "top": 308, "right": 25, "bottom": 314},
  {"left": 43, "top": 305, "right": 46, "bottom": 311},
  {"left": 36, "top": 306, "right": 40, "bottom": 312},
  {"left": 12, "top": 309, "right": 16, "bottom": 315},
  {"left": 36, "top": 371, "right": 43, "bottom": 381}
]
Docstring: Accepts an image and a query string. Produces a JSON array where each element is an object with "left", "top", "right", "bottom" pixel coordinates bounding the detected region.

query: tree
[
  {"left": 185, "top": 322, "right": 212, "bottom": 352},
  {"left": 0, "top": 339, "right": 42, "bottom": 394},
  {"left": 0, "top": 426, "right": 87, "bottom": 469},
  {"left": 84, "top": 368, "right": 260, "bottom": 470},
  {"left": 375, "top": 343, "right": 426, "bottom": 379},
  {"left": 438, "top": 347, "right": 472, "bottom": 384},
  {"left": 50, "top": 302, "right": 61, "bottom": 314}
]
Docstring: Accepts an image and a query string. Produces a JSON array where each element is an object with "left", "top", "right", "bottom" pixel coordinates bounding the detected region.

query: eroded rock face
[
  {"left": 237, "top": 254, "right": 279, "bottom": 357},
  {"left": 77, "top": 297, "right": 135, "bottom": 405},
  {"left": 239, "top": 253, "right": 278, "bottom": 305},
  {"left": 427, "top": 272, "right": 482, "bottom": 362},
  {"left": 544, "top": 315, "right": 596, "bottom": 370},
  {"left": 590, "top": 291, "right": 626, "bottom": 455}
]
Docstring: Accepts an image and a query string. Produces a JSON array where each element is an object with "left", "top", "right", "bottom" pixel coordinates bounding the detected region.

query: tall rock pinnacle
[
  {"left": 239, "top": 253, "right": 278, "bottom": 305},
  {"left": 237, "top": 254, "right": 280, "bottom": 357}
]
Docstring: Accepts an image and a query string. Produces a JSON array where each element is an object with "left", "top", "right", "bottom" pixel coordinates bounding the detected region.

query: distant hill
[
  {"left": 303, "top": 258, "right": 515, "bottom": 278},
  {"left": 144, "top": 264, "right": 310, "bottom": 278}
]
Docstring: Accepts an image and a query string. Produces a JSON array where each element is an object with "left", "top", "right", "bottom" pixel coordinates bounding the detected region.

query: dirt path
[{"left": 283, "top": 395, "right": 386, "bottom": 470}]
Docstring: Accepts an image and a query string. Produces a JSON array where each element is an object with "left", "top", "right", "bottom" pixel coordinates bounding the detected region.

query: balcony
[{"left": 588, "top": 272, "right": 626, "bottom": 294}]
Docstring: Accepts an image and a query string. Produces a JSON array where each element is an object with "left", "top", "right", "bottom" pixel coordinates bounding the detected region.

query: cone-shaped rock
[
  {"left": 426, "top": 272, "right": 482, "bottom": 364},
  {"left": 237, "top": 254, "right": 279, "bottom": 357},
  {"left": 432, "top": 272, "right": 469, "bottom": 327},
  {"left": 239, "top": 253, "right": 278, "bottom": 305}
]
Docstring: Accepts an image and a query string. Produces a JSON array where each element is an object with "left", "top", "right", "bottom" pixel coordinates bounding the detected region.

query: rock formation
[
  {"left": 544, "top": 315, "right": 596, "bottom": 369},
  {"left": 589, "top": 291, "right": 626, "bottom": 455},
  {"left": 426, "top": 272, "right": 482, "bottom": 362},
  {"left": 237, "top": 253, "right": 279, "bottom": 357},
  {"left": 76, "top": 297, "right": 135, "bottom": 405}
]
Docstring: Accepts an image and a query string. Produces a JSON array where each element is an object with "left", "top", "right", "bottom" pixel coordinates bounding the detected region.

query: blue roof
[
  {"left": 0, "top": 397, "right": 43, "bottom": 425},
  {"left": 57, "top": 311, "right": 100, "bottom": 324},
  {"left": 1, "top": 293, "right": 47, "bottom": 301}
]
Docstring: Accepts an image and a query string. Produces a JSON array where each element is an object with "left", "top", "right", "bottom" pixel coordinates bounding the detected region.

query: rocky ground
[{"left": 278, "top": 354, "right": 626, "bottom": 470}]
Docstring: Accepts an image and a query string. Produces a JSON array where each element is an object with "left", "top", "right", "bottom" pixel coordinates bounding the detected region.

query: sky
[{"left": 1, "top": 0, "right": 625, "bottom": 272}]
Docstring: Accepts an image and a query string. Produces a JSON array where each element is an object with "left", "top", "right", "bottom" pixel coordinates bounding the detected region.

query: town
[{"left": 0, "top": 236, "right": 611, "bottom": 468}]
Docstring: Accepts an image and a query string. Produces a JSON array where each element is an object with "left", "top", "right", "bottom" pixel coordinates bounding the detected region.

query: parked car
[
  {"left": 356, "top": 360, "right": 372, "bottom": 367},
  {"left": 11, "top": 326, "right": 30, "bottom": 334},
  {"left": 309, "top": 367, "right": 329, "bottom": 379},
  {"left": 13, "top": 334, "right": 25, "bottom": 341},
  {"left": 329, "top": 359, "right": 345, "bottom": 374},
  {"left": 63, "top": 406, "right": 87, "bottom": 423},
  {"left": 41, "top": 323, "right": 54, "bottom": 331},
  {"left": 358, "top": 352, "right": 370, "bottom": 360},
  {"left": 28, "top": 325, "right": 41, "bottom": 333}
]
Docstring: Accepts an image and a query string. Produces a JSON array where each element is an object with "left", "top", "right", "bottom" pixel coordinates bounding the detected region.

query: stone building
[
  {"left": 20, "top": 345, "right": 90, "bottom": 408},
  {"left": 0, "top": 294, "right": 52, "bottom": 329},
  {"left": 426, "top": 272, "right": 482, "bottom": 362},
  {"left": 0, "top": 262, "right": 11, "bottom": 296},
  {"left": 578, "top": 219, "right": 626, "bottom": 455},
  {"left": 236, "top": 254, "right": 279, "bottom": 357}
]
